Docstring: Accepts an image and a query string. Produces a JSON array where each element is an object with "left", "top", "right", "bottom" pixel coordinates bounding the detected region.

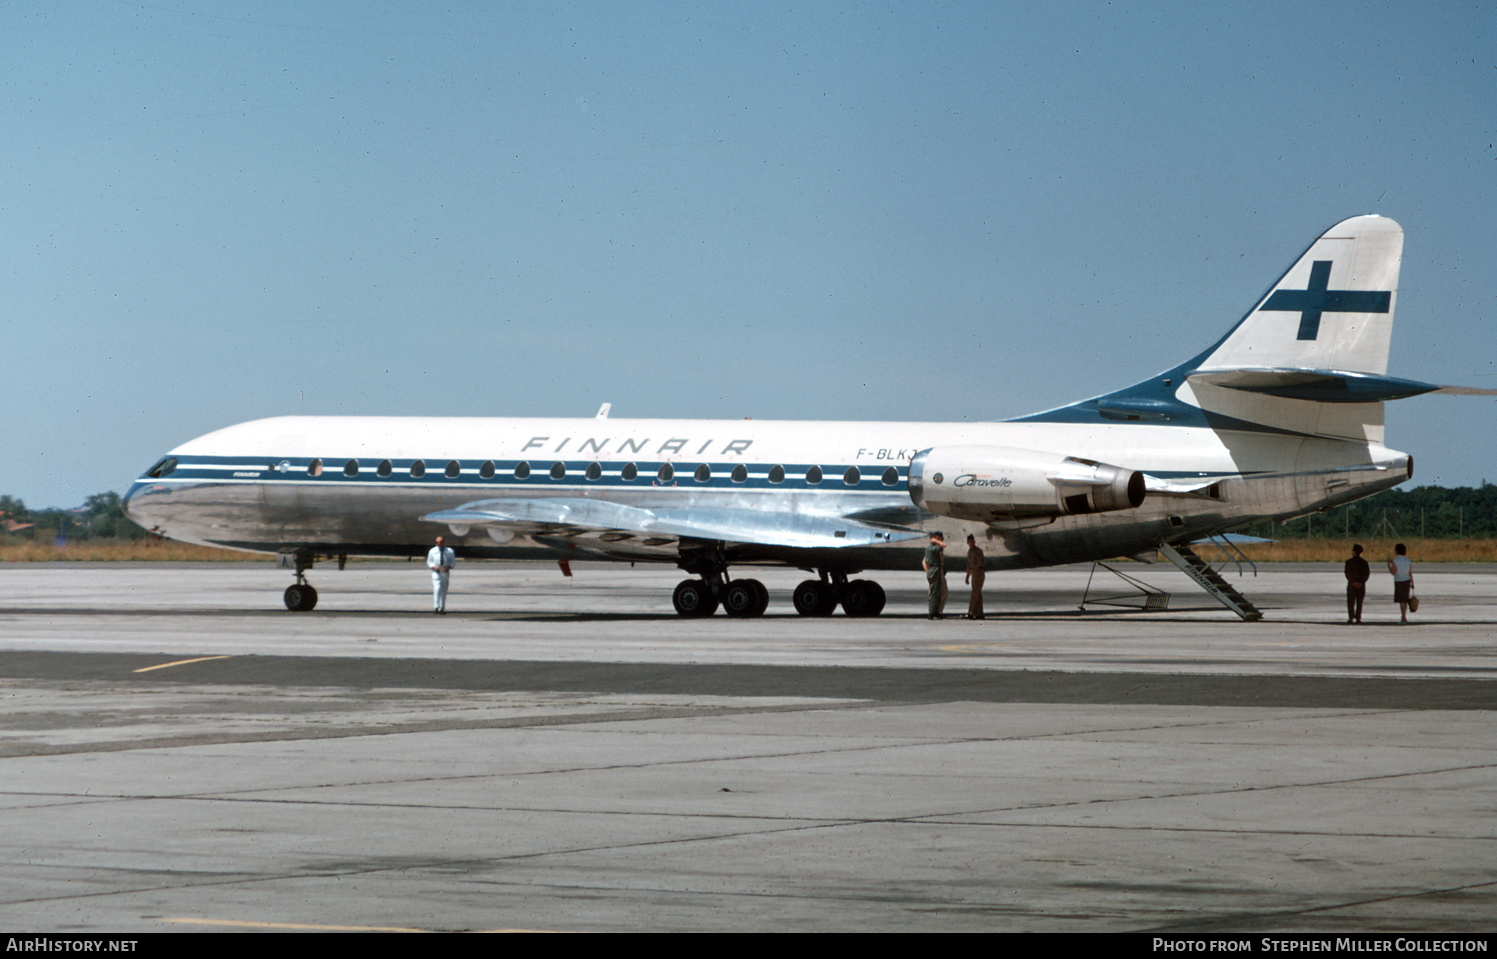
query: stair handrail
[{"left": 1208, "top": 533, "right": 1257, "bottom": 578}]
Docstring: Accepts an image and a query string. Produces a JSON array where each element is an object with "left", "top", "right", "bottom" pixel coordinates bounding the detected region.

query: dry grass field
[
  {"left": 3, "top": 537, "right": 1495, "bottom": 564},
  {"left": 0, "top": 540, "right": 249, "bottom": 562}
]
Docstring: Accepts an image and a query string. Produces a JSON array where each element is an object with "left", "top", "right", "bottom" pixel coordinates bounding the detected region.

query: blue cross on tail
[{"left": 1260, "top": 260, "right": 1392, "bottom": 341}]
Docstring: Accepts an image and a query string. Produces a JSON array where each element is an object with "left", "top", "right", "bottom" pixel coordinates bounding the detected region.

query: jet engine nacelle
[{"left": 907, "top": 446, "right": 1146, "bottom": 523}]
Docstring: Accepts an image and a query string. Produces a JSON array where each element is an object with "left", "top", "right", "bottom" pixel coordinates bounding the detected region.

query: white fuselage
[{"left": 122, "top": 413, "right": 1411, "bottom": 572}]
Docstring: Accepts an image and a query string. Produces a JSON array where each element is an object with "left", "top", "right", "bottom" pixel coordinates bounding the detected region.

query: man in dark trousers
[
  {"left": 1344, "top": 543, "right": 1370, "bottom": 624},
  {"left": 964, "top": 533, "right": 986, "bottom": 620}
]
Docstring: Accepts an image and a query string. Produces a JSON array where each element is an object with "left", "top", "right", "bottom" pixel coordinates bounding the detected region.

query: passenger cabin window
[
  {"left": 344, "top": 459, "right": 359, "bottom": 477},
  {"left": 479, "top": 460, "right": 495, "bottom": 479},
  {"left": 377, "top": 460, "right": 393, "bottom": 477},
  {"left": 550, "top": 462, "right": 566, "bottom": 480},
  {"left": 445, "top": 460, "right": 461, "bottom": 478},
  {"left": 586, "top": 462, "right": 602, "bottom": 481},
  {"left": 805, "top": 465, "right": 823, "bottom": 486},
  {"left": 308, "top": 459, "right": 323, "bottom": 477},
  {"left": 882, "top": 466, "right": 899, "bottom": 486},
  {"left": 768, "top": 465, "right": 785, "bottom": 485},
  {"left": 731, "top": 464, "right": 748, "bottom": 483},
  {"left": 147, "top": 457, "right": 178, "bottom": 478},
  {"left": 843, "top": 466, "right": 860, "bottom": 486},
  {"left": 410, "top": 460, "right": 426, "bottom": 478},
  {"left": 694, "top": 464, "right": 711, "bottom": 483},
  {"left": 621, "top": 462, "right": 638, "bottom": 481},
  {"left": 657, "top": 463, "right": 674, "bottom": 483},
  {"left": 514, "top": 461, "right": 531, "bottom": 479}
]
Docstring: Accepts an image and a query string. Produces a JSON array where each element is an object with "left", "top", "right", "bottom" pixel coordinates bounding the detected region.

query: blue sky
[{"left": 5, "top": 1, "right": 1494, "bottom": 508}]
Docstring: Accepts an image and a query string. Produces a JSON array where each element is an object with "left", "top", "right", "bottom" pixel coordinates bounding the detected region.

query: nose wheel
[
  {"left": 284, "top": 583, "right": 318, "bottom": 611},
  {"left": 283, "top": 552, "right": 318, "bottom": 611}
]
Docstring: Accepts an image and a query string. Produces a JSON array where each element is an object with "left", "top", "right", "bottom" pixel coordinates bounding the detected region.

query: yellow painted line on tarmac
[
  {"left": 163, "top": 917, "right": 567, "bottom": 933},
  {"left": 163, "top": 918, "right": 429, "bottom": 933},
  {"left": 132, "top": 655, "right": 231, "bottom": 673}
]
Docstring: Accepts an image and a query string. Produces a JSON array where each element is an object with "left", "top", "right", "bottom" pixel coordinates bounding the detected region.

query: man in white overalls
[{"left": 427, "top": 535, "right": 456, "bottom": 613}]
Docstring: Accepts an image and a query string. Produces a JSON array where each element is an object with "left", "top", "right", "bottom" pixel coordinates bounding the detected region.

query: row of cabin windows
[{"left": 305, "top": 458, "right": 901, "bottom": 487}]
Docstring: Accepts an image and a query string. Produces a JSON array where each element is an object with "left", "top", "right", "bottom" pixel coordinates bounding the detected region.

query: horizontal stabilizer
[
  {"left": 1432, "top": 384, "right": 1497, "bottom": 396},
  {"left": 1185, "top": 369, "right": 1439, "bottom": 403},
  {"left": 423, "top": 498, "right": 925, "bottom": 549}
]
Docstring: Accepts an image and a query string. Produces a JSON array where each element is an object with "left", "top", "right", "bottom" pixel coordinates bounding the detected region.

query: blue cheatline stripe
[{"left": 141, "top": 456, "right": 911, "bottom": 492}]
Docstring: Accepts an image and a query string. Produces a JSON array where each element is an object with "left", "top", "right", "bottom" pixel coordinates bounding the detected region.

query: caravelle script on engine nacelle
[{"left": 906, "top": 445, "right": 1146, "bottom": 522}]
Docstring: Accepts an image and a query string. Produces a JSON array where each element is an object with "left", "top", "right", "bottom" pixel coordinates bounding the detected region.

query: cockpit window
[{"left": 146, "top": 457, "right": 178, "bottom": 478}]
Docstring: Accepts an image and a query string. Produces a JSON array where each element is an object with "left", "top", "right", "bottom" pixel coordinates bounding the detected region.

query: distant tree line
[
  {"left": 3, "top": 482, "right": 1495, "bottom": 545},
  {"left": 1240, "top": 483, "right": 1497, "bottom": 540},
  {"left": 0, "top": 492, "right": 147, "bottom": 542}
]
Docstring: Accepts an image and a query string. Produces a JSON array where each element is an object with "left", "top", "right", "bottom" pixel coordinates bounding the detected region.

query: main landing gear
[
  {"left": 791, "top": 571, "right": 885, "bottom": 618},
  {"left": 672, "top": 574, "right": 770, "bottom": 618},
  {"left": 283, "top": 553, "right": 318, "bottom": 611},
  {"left": 670, "top": 559, "right": 885, "bottom": 618}
]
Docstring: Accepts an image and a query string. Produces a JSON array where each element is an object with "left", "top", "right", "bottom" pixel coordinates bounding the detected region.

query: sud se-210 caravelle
[{"left": 123, "top": 215, "right": 1486, "bottom": 619}]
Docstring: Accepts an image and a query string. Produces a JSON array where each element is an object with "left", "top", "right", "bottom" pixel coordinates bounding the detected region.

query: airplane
[{"left": 122, "top": 214, "right": 1489, "bottom": 619}]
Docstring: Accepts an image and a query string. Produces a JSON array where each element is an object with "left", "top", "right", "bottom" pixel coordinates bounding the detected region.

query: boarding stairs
[{"left": 1158, "top": 540, "right": 1263, "bottom": 621}]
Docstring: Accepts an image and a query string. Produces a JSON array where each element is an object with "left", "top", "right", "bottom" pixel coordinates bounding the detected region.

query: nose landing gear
[{"left": 282, "top": 553, "right": 318, "bottom": 611}]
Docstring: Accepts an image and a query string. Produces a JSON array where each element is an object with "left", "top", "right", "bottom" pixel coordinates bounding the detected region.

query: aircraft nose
[
  {"left": 122, "top": 480, "right": 167, "bottom": 532},
  {"left": 122, "top": 482, "right": 147, "bottom": 524}
]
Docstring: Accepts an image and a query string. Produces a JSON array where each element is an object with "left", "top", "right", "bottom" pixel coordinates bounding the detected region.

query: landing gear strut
[{"left": 283, "top": 553, "right": 318, "bottom": 611}]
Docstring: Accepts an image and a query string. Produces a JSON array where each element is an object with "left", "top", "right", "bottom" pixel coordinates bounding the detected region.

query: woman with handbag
[{"left": 1387, "top": 543, "right": 1414, "bottom": 624}]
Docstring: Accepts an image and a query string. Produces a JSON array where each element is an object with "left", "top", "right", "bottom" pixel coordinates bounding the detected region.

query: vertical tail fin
[
  {"left": 1019, "top": 215, "right": 1425, "bottom": 442},
  {"left": 1195, "top": 214, "right": 1402, "bottom": 376}
]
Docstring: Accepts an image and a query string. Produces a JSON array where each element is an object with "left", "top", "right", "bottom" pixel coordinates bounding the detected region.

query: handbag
[{"left": 1408, "top": 590, "right": 1420, "bottom": 614}]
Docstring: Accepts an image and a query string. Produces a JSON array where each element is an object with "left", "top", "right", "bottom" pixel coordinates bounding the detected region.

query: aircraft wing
[{"left": 422, "top": 498, "right": 925, "bottom": 550}]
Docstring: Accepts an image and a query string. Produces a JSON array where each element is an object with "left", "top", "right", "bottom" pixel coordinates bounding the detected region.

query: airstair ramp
[{"left": 1158, "top": 540, "right": 1263, "bottom": 621}]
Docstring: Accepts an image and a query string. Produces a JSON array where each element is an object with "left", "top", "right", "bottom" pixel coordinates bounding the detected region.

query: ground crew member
[{"left": 923, "top": 531, "right": 948, "bottom": 619}]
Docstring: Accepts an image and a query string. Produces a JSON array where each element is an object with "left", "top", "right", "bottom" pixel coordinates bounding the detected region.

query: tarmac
[{"left": 0, "top": 559, "right": 1494, "bottom": 933}]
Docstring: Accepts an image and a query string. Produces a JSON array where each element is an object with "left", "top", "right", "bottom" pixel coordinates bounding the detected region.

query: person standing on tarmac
[
  {"left": 922, "top": 530, "right": 948, "bottom": 620},
  {"left": 965, "top": 534, "right": 986, "bottom": 620},
  {"left": 427, "top": 535, "right": 456, "bottom": 614},
  {"left": 1387, "top": 542, "right": 1414, "bottom": 624},
  {"left": 1344, "top": 543, "right": 1369, "bottom": 624}
]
